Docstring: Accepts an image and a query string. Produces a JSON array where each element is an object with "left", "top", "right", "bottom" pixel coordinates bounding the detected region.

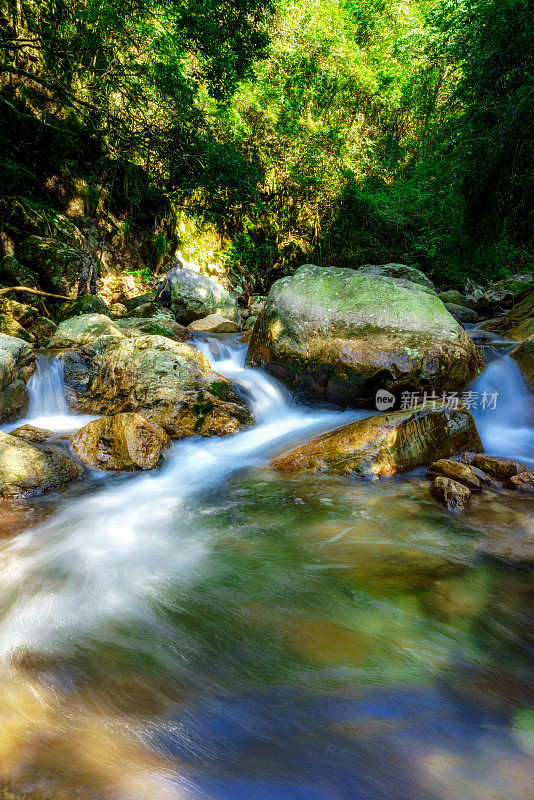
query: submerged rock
[
  {"left": 0, "top": 333, "right": 35, "bottom": 422},
  {"left": 429, "top": 476, "right": 472, "bottom": 511},
  {"left": 271, "top": 404, "right": 482, "bottom": 478},
  {"left": 163, "top": 266, "right": 240, "bottom": 325},
  {"left": 0, "top": 430, "right": 84, "bottom": 497},
  {"left": 187, "top": 314, "right": 241, "bottom": 333},
  {"left": 57, "top": 294, "right": 112, "bottom": 321},
  {"left": 427, "top": 459, "right": 481, "bottom": 492},
  {"left": 62, "top": 334, "right": 252, "bottom": 438},
  {"left": 247, "top": 264, "right": 483, "bottom": 406},
  {"left": 71, "top": 412, "right": 170, "bottom": 471},
  {"left": 48, "top": 313, "right": 124, "bottom": 348}
]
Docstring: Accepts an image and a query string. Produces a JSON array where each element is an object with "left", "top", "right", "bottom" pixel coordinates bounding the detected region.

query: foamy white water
[
  {"left": 6, "top": 353, "right": 97, "bottom": 432},
  {"left": 0, "top": 336, "right": 363, "bottom": 657}
]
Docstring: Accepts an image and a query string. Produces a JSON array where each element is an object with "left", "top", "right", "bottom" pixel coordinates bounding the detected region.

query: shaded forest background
[{"left": 0, "top": 0, "right": 533, "bottom": 296}]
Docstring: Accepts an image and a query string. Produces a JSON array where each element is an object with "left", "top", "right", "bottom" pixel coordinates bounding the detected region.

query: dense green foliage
[{"left": 0, "top": 0, "right": 532, "bottom": 291}]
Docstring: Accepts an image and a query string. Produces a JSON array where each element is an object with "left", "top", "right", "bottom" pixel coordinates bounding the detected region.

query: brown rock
[
  {"left": 0, "top": 430, "right": 85, "bottom": 497},
  {"left": 469, "top": 465, "right": 502, "bottom": 490},
  {"left": 71, "top": 413, "right": 170, "bottom": 471},
  {"left": 271, "top": 404, "right": 482, "bottom": 479},
  {"left": 429, "top": 476, "right": 472, "bottom": 511},
  {"left": 427, "top": 459, "right": 481, "bottom": 492},
  {"left": 506, "top": 470, "right": 534, "bottom": 493},
  {"left": 460, "top": 452, "right": 526, "bottom": 480},
  {"left": 63, "top": 335, "right": 253, "bottom": 438}
]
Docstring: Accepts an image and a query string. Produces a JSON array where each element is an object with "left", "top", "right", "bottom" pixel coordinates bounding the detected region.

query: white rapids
[{"left": 0, "top": 335, "right": 365, "bottom": 658}]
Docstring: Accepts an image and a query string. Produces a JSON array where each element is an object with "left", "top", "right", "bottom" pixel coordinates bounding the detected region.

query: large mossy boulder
[
  {"left": 0, "top": 430, "right": 84, "bottom": 497},
  {"left": 164, "top": 266, "right": 240, "bottom": 325},
  {"left": 271, "top": 403, "right": 482, "bottom": 479},
  {"left": 17, "top": 236, "right": 95, "bottom": 298},
  {"left": 71, "top": 412, "right": 170, "bottom": 471},
  {"left": 57, "top": 294, "right": 112, "bottom": 322},
  {"left": 0, "top": 333, "right": 35, "bottom": 422},
  {"left": 0, "top": 255, "right": 39, "bottom": 287},
  {"left": 48, "top": 313, "right": 124, "bottom": 349},
  {"left": 62, "top": 335, "right": 252, "bottom": 437},
  {"left": 358, "top": 263, "right": 436, "bottom": 292},
  {"left": 247, "top": 265, "right": 483, "bottom": 406}
]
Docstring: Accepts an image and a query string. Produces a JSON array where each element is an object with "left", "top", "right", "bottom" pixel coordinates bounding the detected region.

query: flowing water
[{"left": 0, "top": 336, "right": 532, "bottom": 800}]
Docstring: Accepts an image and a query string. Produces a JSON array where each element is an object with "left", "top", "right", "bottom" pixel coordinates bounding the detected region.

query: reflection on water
[{"left": 0, "top": 339, "right": 532, "bottom": 799}]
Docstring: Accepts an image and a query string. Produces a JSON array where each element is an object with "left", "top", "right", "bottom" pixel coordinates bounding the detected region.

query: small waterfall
[
  {"left": 28, "top": 354, "right": 69, "bottom": 418},
  {"left": 470, "top": 355, "right": 534, "bottom": 466}
]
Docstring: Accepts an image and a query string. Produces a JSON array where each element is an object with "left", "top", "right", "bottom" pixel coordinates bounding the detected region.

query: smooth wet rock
[
  {"left": 10, "top": 424, "right": 69, "bottom": 444},
  {"left": 164, "top": 266, "right": 240, "bottom": 325},
  {"left": 469, "top": 465, "right": 502, "bottom": 490},
  {"left": 71, "top": 412, "right": 170, "bottom": 471},
  {"left": 271, "top": 404, "right": 482, "bottom": 479},
  {"left": 444, "top": 303, "right": 478, "bottom": 324},
  {"left": 429, "top": 476, "right": 472, "bottom": 510},
  {"left": 510, "top": 335, "right": 534, "bottom": 388},
  {"left": 57, "top": 294, "right": 112, "bottom": 322},
  {"left": 438, "top": 290, "right": 472, "bottom": 309},
  {"left": 62, "top": 334, "right": 252, "bottom": 438},
  {"left": 17, "top": 236, "right": 95, "bottom": 297},
  {"left": 358, "top": 263, "right": 436, "bottom": 292},
  {"left": 0, "top": 313, "right": 32, "bottom": 341},
  {"left": 427, "top": 459, "right": 481, "bottom": 492},
  {"left": 187, "top": 314, "right": 241, "bottom": 333},
  {"left": 506, "top": 470, "right": 534, "bottom": 493},
  {"left": 115, "top": 317, "right": 191, "bottom": 342},
  {"left": 0, "top": 430, "right": 84, "bottom": 497},
  {"left": 247, "top": 264, "right": 483, "bottom": 406},
  {"left": 460, "top": 452, "right": 526, "bottom": 481},
  {"left": 0, "top": 333, "right": 35, "bottom": 422},
  {"left": 48, "top": 313, "right": 124, "bottom": 348}
]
